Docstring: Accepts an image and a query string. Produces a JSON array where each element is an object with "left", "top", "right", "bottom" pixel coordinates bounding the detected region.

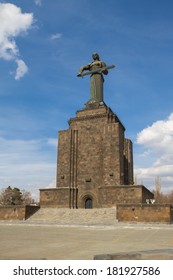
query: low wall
[
  {"left": 98, "top": 185, "right": 154, "bottom": 207},
  {"left": 117, "top": 204, "right": 173, "bottom": 223},
  {"left": 25, "top": 205, "right": 40, "bottom": 219},
  {"left": 171, "top": 206, "right": 173, "bottom": 221},
  {"left": 0, "top": 205, "right": 40, "bottom": 220}
]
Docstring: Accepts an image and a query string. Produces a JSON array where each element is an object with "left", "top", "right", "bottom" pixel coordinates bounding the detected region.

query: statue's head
[{"left": 92, "top": 53, "right": 100, "bottom": 60}]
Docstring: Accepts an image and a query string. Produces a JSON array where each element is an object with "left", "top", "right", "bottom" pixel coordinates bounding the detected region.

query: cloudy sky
[{"left": 0, "top": 0, "right": 173, "bottom": 199}]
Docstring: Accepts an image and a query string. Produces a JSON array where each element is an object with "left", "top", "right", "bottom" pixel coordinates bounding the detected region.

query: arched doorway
[{"left": 85, "top": 197, "right": 93, "bottom": 209}]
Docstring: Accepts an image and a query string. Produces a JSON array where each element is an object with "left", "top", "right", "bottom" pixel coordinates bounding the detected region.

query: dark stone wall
[
  {"left": 0, "top": 206, "right": 25, "bottom": 220},
  {"left": 40, "top": 188, "right": 70, "bottom": 207},
  {"left": 171, "top": 207, "right": 173, "bottom": 222},
  {"left": 98, "top": 185, "right": 154, "bottom": 207},
  {"left": 39, "top": 185, "right": 154, "bottom": 209},
  {"left": 124, "top": 139, "right": 134, "bottom": 185},
  {"left": 0, "top": 205, "right": 40, "bottom": 220},
  {"left": 142, "top": 186, "right": 154, "bottom": 203},
  {"left": 56, "top": 130, "right": 71, "bottom": 189},
  {"left": 117, "top": 204, "right": 173, "bottom": 223},
  {"left": 55, "top": 103, "right": 134, "bottom": 209},
  {"left": 25, "top": 205, "right": 40, "bottom": 219}
]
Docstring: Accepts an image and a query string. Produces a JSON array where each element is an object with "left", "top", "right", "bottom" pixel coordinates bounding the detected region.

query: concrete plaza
[{"left": 0, "top": 221, "right": 173, "bottom": 259}]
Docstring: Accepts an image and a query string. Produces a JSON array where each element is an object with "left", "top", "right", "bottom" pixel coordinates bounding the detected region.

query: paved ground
[{"left": 0, "top": 221, "right": 173, "bottom": 260}]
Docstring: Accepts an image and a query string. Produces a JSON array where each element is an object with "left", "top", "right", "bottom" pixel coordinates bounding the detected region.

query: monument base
[{"left": 39, "top": 185, "right": 154, "bottom": 208}]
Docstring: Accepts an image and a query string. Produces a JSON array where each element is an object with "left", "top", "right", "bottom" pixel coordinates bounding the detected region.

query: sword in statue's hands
[{"left": 77, "top": 64, "right": 115, "bottom": 78}]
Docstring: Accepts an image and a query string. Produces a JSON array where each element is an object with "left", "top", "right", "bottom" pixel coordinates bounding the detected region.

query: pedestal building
[{"left": 40, "top": 53, "right": 154, "bottom": 209}]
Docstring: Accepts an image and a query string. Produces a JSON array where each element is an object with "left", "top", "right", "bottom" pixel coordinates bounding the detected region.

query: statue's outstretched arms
[{"left": 77, "top": 64, "right": 90, "bottom": 77}]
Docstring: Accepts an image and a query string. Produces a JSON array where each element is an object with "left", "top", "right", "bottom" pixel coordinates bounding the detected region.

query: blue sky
[{"left": 0, "top": 0, "right": 173, "bottom": 199}]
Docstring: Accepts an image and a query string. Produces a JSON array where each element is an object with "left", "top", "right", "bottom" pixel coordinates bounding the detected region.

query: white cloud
[
  {"left": 0, "top": 3, "right": 33, "bottom": 79},
  {"left": 15, "top": 59, "right": 29, "bottom": 80},
  {"left": 135, "top": 113, "right": 173, "bottom": 191},
  {"left": 35, "top": 0, "right": 42, "bottom": 6},
  {"left": 137, "top": 113, "right": 173, "bottom": 151},
  {"left": 137, "top": 113, "right": 173, "bottom": 154},
  {"left": 50, "top": 33, "right": 62, "bottom": 40}
]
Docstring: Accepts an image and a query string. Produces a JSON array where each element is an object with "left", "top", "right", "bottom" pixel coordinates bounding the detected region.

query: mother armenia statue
[{"left": 77, "top": 53, "right": 115, "bottom": 104}]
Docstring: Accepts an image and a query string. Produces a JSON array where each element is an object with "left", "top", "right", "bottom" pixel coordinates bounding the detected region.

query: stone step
[{"left": 27, "top": 208, "right": 118, "bottom": 225}]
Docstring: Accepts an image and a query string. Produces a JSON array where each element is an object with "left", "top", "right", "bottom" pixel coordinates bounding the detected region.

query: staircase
[{"left": 27, "top": 208, "right": 118, "bottom": 226}]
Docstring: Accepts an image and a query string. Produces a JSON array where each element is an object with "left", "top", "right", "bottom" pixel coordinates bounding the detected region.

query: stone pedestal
[{"left": 40, "top": 103, "right": 153, "bottom": 208}]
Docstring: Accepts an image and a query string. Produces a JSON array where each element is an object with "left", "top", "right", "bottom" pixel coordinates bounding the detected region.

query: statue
[{"left": 77, "top": 53, "right": 115, "bottom": 105}]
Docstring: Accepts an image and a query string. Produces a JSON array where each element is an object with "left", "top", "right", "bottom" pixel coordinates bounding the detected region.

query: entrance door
[{"left": 85, "top": 198, "right": 92, "bottom": 209}]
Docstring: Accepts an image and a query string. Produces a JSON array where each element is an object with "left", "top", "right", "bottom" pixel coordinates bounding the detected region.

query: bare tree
[
  {"left": 0, "top": 186, "right": 34, "bottom": 206},
  {"left": 152, "top": 177, "right": 173, "bottom": 205},
  {"left": 21, "top": 190, "right": 34, "bottom": 205}
]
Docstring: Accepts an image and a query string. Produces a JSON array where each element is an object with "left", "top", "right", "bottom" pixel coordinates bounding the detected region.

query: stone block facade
[
  {"left": 0, "top": 205, "right": 40, "bottom": 220},
  {"left": 40, "top": 188, "right": 70, "bottom": 208},
  {"left": 117, "top": 204, "right": 173, "bottom": 223},
  {"left": 0, "top": 206, "right": 25, "bottom": 220},
  {"left": 57, "top": 103, "right": 133, "bottom": 190},
  {"left": 40, "top": 185, "right": 154, "bottom": 208},
  {"left": 39, "top": 101, "right": 173, "bottom": 223},
  {"left": 40, "top": 102, "right": 137, "bottom": 209},
  {"left": 40, "top": 103, "right": 141, "bottom": 208},
  {"left": 98, "top": 185, "right": 154, "bottom": 207}
]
